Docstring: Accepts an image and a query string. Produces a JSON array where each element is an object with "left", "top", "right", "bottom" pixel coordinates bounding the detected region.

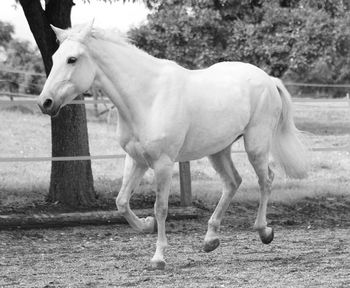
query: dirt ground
[{"left": 1, "top": 197, "right": 349, "bottom": 288}]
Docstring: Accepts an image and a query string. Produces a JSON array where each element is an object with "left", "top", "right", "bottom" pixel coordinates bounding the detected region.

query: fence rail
[
  {"left": 0, "top": 94, "right": 349, "bottom": 104},
  {"left": 0, "top": 154, "right": 126, "bottom": 163},
  {"left": 285, "top": 82, "right": 350, "bottom": 88},
  {"left": 1, "top": 146, "right": 349, "bottom": 163},
  {"left": 0, "top": 67, "right": 45, "bottom": 77}
]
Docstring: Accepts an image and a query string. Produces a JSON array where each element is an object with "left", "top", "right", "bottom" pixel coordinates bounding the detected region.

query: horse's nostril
[{"left": 43, "top": 98, "right": 53, "bottom": 110}]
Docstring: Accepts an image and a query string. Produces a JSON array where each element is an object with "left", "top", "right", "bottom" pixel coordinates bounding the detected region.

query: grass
[{"left": 0, "top": 99, "right": 349, "bottom": 210}]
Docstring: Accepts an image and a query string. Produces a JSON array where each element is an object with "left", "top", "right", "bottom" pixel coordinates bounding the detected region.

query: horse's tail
[{"left": 270, "top": 77, "right": 308, "bottom": 179}]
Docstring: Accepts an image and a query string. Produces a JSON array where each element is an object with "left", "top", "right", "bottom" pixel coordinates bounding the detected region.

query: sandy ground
[{"left": 1, "top": 201, "right": 349, "bottom": 288}]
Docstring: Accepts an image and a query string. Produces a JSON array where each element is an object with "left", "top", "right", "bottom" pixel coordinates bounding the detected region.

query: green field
[{"left": 0, "top": 99, "right": 349, "bottom": 210}]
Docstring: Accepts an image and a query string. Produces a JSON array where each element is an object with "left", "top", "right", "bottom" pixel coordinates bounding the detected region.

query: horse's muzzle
[{"left": 37, "top": 96, "right": 60, "bottom": 117}]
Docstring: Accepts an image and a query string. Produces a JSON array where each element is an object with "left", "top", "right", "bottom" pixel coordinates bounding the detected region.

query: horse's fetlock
[
  {"left": 116, "top": 198, "right": 128, "bottom": 215},
  {"left": 156, "top": 239, "right": 168, "bottom": 249},
  {"left": 208, "top": 219, "right": 220, "bottom": 232},
  {"left": 253, "top": 222, "right": 267, "bottom": 231}
]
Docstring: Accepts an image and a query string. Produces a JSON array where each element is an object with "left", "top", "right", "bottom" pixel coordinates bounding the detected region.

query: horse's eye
[{"left": 67, "top": 57, "right": 77, "bottom": 64}]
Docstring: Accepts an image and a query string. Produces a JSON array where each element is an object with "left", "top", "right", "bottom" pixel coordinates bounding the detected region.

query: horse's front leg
[
  {"left": 116, "top": 154, "right": 156, "bottom": 233},
  {"left": 150, "top": 155, "right": 174, "bottom": 269}
]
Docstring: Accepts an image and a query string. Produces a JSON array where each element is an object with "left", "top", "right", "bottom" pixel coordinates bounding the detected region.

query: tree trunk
[
  {"left": 49, "top": 94, "right": 96, "bottom": 206},
  {"left": 19, "top": 0, "right": 96, "bottom": 207}
]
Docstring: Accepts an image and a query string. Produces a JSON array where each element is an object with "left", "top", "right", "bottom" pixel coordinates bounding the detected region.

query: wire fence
[{"left": 0, "top": 67, "right": 349, "bottom": 163}]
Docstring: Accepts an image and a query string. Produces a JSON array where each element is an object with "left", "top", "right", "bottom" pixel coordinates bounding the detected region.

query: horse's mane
[
  {"left": 91, "top": 27, "right": 131, "bottom": 46},
  {"left": 65, "top": 25, "right": 131, "bottom": 47},
  {"left": 62, "top": 24, "right": 163, "bottom": 64}
]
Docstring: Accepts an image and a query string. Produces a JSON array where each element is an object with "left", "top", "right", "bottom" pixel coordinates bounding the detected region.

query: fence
[{"left": 1, "top": 68, "right": 350, "bottom": 206}]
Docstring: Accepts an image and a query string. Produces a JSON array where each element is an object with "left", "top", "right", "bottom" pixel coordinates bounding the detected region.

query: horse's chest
[{"left": 118, "top": 132, "right": 151, "bottom": 166}]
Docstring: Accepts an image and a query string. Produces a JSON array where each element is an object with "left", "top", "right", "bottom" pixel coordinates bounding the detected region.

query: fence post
[{"left": 179, "top": 161, "right": 192, "bottom": 206}]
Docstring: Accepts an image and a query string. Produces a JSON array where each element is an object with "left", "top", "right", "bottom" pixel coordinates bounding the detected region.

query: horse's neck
[{"left": 90, "top": 39, "right": 163, "bottom": 129}]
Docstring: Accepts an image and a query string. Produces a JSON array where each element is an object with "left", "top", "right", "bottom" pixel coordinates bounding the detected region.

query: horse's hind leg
[
  {"left": 204, "top": 146, "right": 242, "bottom": 252},
  {"left": 244, "top": 129, "right": 275, "bottom": 244}
]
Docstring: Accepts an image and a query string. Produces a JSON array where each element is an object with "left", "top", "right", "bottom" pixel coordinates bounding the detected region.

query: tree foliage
[
  {"left": 0, "top": 20, "right": 45, "bottom": 95},
  {"left": 0, "top": 21, "right": 15, "bottom": 46},
  {"left": 130, "top": 0, "right": 350, "bottom": 97}
]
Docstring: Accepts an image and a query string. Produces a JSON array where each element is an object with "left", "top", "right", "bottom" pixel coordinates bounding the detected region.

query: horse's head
[{"left": 38, "top": 21, "right": 96, "bottom": 116}]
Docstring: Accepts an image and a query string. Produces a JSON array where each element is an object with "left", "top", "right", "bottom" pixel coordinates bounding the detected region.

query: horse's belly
[
  {"left": 176, "top": 132, "right": 242, "bottom": 161},
  {"left": 176, "top": 107, "right": 249, "bottom": 161}
]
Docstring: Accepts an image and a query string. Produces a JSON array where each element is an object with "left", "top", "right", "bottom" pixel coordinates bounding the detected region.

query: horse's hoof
[
  {"left": 151, "top": 259, "right": 166, "bottom": 270},
  {"left": 259, "top": 227, "right": 274, "bottom": 244},
  {"left": 203, "top": 238, "right": 220, "bottom": 253}
]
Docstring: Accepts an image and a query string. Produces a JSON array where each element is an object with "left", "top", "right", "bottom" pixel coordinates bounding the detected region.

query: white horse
[{"left": 38, "top": 22, "right": 308, "bottom": 269}]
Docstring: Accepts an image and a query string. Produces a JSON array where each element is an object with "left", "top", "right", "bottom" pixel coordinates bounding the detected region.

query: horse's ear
[
  {"left": 78, "top": 19, "right": 94, "bottom": 41},
  {"left": 50, "top": 25, "right": 67, "bottom": 44}
]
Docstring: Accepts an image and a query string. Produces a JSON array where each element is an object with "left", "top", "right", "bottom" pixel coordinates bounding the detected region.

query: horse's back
[{"left": 185, "top": 61, "right": 279, "bottom": 114}]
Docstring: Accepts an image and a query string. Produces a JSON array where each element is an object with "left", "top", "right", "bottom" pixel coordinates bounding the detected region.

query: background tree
[
  {"left": 0, "top": 21, "right": 20, "bottom": 95},
  {"left": 0, "top": 20, "right": 44, "bottom": 98},
  {"left": 0, "top": 20, "right": 15, "bottom": 49},
  {"left": 18, "top": 0, "right": 96, "bottom": 207},
  {"left": 130, "top": 0, "right": 350, "bottom": 97}
]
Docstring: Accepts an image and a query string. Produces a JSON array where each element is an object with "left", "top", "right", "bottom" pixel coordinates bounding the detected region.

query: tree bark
[{"left": 19, "top": 0, "right": 96, "bottom": 207}]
